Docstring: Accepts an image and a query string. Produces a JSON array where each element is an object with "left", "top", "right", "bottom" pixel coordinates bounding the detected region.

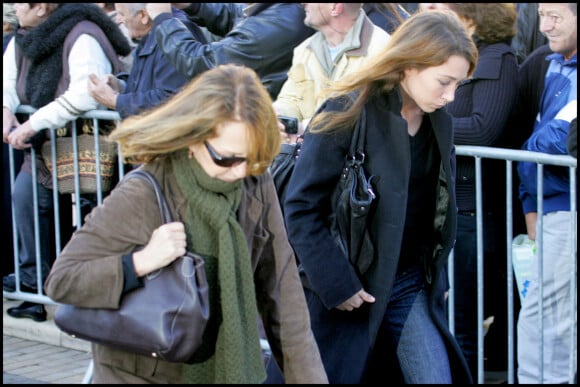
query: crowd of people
[{"left": 3, "top": 3, "right": 576, "bottom": 384}]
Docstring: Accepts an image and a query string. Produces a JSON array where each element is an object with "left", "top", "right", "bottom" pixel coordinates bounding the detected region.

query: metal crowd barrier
[
  {"left": 4, "top": 106, "right": 124, "bottom": 307},
  {"left": 3, "top": 107, "right": 577, "bottom": 384},
  {"left": 451, "top": 145, "right": 577, "bottom": 384}
]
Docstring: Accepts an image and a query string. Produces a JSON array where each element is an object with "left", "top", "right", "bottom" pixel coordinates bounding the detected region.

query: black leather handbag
[
  {"left": 54, "top": 169, "right": 210, "bottom": 363},
  {"left": 329, "top": 106, "right": 376, "bottom": 275},
  {"left": 271, "top": 104, "right": 376, "bottom": 275}
]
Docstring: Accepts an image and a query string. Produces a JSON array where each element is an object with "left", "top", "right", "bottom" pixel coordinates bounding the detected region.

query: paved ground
[
  {"left": 3, "top": 298, "right": 92, "bottom": 384},
  {"left": 3, "top": 335, "right": 92, "bottom": 384}
]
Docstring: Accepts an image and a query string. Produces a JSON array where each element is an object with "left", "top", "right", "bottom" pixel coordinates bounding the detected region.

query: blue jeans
[
  {"left": 380, "top": 265, "right": 452, "bottom": 384},
  {"left": 265, "top": 264, "right": 453, "bottom": 384}
]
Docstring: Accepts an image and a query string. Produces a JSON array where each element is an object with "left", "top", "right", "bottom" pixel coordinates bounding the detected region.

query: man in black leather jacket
[{"left": 146, "top": 3, "right": 315, "bottom": 100}]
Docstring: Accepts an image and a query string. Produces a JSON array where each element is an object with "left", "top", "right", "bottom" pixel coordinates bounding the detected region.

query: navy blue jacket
[
  {"left": 448, "top": 41, "right": 518, "bottom": 212},
  {"left": 115, "top": 8, "right": 207, "bottom": 119}
]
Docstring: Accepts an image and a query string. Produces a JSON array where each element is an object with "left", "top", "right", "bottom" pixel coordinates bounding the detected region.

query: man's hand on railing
[{"left": 88, "top": 74, "right": 119, "bottom": 111}]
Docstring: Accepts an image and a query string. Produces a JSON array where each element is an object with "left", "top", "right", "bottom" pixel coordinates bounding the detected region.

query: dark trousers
[
  {"left": 453, "top": 211, "right": 514, "bottom": 381},
  {"left": 11, "top": 169, "right": 73, "bottom": 290},
  {"left": 2, "top": 143, "right": 23, "bottom": 276}
]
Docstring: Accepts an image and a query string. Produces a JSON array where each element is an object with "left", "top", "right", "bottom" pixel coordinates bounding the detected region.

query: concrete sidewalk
[{"left": 3, "top": 298, "right": 92, "bottom": 384}]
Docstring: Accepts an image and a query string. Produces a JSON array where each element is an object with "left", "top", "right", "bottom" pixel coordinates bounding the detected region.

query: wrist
[{"left": 109, "top": 92, "right": 119, "bottom": 110}]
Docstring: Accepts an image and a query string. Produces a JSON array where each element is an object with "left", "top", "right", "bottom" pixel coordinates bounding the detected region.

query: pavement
[{"left": 3, "top": 298, "right": 92, "bottom": 384}]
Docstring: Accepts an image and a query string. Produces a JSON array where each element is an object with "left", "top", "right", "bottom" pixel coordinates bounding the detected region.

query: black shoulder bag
[
  {"left": 270, "top": 107, "right": 376, "bottom": 275},
  {"left": 329, "top": 106, "right": 376, "bottom": 275},
  {"left": 54, "top": 169, "right": 210, "bottom": 363}
]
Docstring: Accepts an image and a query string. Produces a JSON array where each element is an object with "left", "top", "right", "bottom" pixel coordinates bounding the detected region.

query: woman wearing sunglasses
[{"left": 44, "top": 64, "right": 328, "bottom": 384}]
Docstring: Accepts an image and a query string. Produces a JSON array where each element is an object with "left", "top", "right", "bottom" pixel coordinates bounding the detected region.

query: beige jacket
[
  {"left": 44, "top": 161, "right": 327, "bottom": 384},
  {"left": 274, "top": 11, "right": 390, "bottom": 122}
]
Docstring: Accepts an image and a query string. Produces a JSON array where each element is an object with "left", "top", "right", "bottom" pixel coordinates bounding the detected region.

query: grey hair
[
  {"left": 3, "top": 3, "right": 18, "bottom": 29},
  {"left": 120, "top": 3, "right": 147, "bottom": 17}
]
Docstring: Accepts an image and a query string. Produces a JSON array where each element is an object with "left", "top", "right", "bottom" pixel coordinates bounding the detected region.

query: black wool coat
[{"left": 281, "top": 89, "right": 473, "bottom": 384}]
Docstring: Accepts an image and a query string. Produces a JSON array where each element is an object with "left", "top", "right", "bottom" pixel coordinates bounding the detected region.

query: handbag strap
[
  {"left": 348, "top": 105, "right": 367, "bottom": 161},
  {"left": 123, "top": 169, "right": 173, "bottom": 224}
]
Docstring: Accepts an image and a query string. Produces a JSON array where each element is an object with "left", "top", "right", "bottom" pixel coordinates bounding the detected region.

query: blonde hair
[
  {"left": 109, "top": 64, "right": 280, "bottom": 175},
  {"left": 310, "top": 10, "right": 478, "bottom": 133}
]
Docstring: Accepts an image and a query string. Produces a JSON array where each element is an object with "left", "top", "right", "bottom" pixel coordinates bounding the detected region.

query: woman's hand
[
  {"left": 88, "top": 74, "right": 119, "bottom": 110},
  {"left": 3, "top": 107, "right": 19, "bottom": 144},
  {"left": 336, "top": 289, "right": 376, "bottom": 311},
  {"left": 7, "top": 120, "right": 36, "bottom": 150},
  {"left": 132, "top": 221, "right": 187, "bottom": 277}
]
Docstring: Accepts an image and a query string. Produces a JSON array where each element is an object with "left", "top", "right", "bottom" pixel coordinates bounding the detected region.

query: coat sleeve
[
  {"left": 184, "top": 3, "right": 244, "bottom": 35},
  {"left": 30, "top": 34, "right": 111, "bottom": 132},
  {"left": 151, "top": 3, "right": 314, "bottom": 97},
  {"left": 44, "top": 176, "right": 162, "bottom": 308},
  {"left": 452, "top": 47, "right": 519, "bottom": 146},
  {"left": 249, "top": 173, "right": 328, "bottom": 384},
  {"left": 150, "top": 3, "right": 255, "bottom": 81},
  {"left": 283, "top": 101, "right": 363, "bottom": 309},
  {"left": 2, "top": 38, "right": 19, "bottom": 111},
  {"left": 114, "top": 44, "right": 189, "bottom": 119},
  {"left": 273, "top": 44, "right": 309, "bottom": 121}
]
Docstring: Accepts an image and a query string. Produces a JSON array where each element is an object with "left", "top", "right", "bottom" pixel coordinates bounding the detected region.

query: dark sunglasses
[{"left": 204, "top": 141, "right": 247, "bottom": 168}]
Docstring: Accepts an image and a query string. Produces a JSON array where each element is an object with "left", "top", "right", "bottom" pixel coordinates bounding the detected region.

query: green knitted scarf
[{"left": 171, "top": 150, "right": 265, "bottom": 384}]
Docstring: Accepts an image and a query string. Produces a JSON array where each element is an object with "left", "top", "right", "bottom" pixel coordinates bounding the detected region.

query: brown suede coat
[{"left": 44, "top": 161, "right": 327, "bottom": 384}]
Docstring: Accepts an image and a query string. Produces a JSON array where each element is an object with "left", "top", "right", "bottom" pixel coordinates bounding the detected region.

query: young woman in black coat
[{"left": 268, "top": 10, "right": 478, "bottom": 384}]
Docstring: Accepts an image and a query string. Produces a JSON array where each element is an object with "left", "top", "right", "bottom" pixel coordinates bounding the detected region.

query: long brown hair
[
  {"left": 109, "top": 64, "right": 280, "bottom": 176},
  {"left": 310, "top": 10, "right": 478, "bottom": 133}
]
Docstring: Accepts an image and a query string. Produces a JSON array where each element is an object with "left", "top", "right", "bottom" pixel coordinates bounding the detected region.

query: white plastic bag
[{"left": 512, "top": 234, "right": 536, "bottom": 303}]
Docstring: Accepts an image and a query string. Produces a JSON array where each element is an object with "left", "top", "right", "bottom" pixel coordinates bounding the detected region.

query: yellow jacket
[{"left": 274, "top": 11, "right": 390, "bottom": 122}]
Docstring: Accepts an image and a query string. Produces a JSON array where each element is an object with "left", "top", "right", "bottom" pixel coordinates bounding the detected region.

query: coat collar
[{"left": 373, "top": 87, "right": 453, "bottom": 158}]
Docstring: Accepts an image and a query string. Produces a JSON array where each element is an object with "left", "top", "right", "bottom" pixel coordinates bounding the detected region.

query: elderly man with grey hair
[{"left": 88, "top": 3, "right": 209, "bottom": 122}]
